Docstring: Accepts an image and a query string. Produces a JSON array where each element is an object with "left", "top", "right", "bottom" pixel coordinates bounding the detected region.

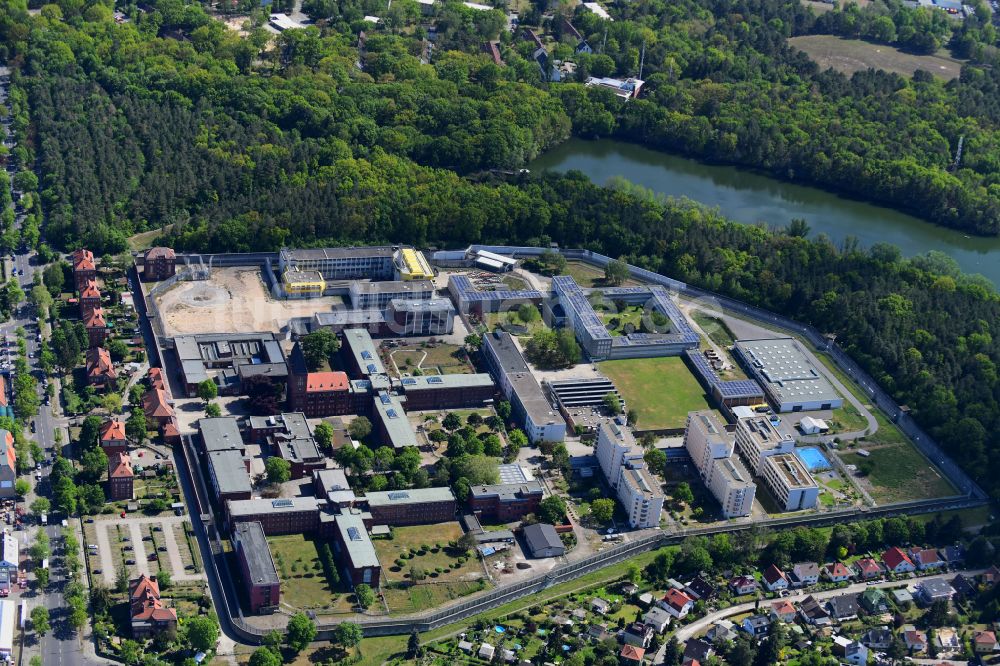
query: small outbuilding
[{"left": 523, "top": 524, "right": 565, "bottom": 558}]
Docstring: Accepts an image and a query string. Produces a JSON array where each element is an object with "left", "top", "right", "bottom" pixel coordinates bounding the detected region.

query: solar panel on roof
[
  {"left": 347, "top": 526, "right": 362, "bottom": 541},
  {"left": 272, "top": 499, "right": 293, "bottom": 508},
  {"left": 387, "top": 409, "right": 398, "bottom": 418},
  {"left": 427, "top": 376, "right": 443, "bottom": 384},
  {"left": 388, "top": 491, "right": 409, "bottom": 500},
  {"left": 379, "top": 393, "right": 391, "bottom": 404},
  {"left": 401, "top": 378, "right": 416, "bottom": 385},
  {"left": 367, "top": 364, "right": 378, "bottom": 373},
  {"left": 361, "top": 350, "right": 373, "bottom": 360}
]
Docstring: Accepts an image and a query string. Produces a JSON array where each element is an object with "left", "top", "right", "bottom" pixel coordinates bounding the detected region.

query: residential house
[
  {"left": 99, "top": 418, "right": 128, "bottom": 456},
  {"left": 637, "top": 592, "right": 654, "bottom": 608},
  {"left": 705, "top": 620, "right": 738, "bottom": 644},
  {"left": 882, "top": 547, "right": 915, "bottom": 574},
  {"left": 587, "top": 624, "right": 610, "bottom": 641},
  {"left": 659, "top": 589, "right": 695, "bottom": 619},
  {"left": 108, "top": 452, "right": 134, "bottom": 501},
  {"left": 457, "top": 640, "right": 473, "bottom": 654},
  {"left": 621, "top": 583, "right": 639, "bottom": 596},
  {"left": 790, "top": 562, "right": 820, "bottom": 587},
  {"left": 623, "top": 622, "right": 653, "bottom": 648},
  {"left": 770, "top": 600, "right": 797, "bottom": 623},
  {"left": 940, "top": 545, "right": 965, "bottom": 566},
  {"left": 86, "top": 347, "right": 117, "bottom": 388},
  {"left": 822, "top": 562, "right": 852, "bottom": 583},
  {"left": 591, "top": 598, "right": 610, "bottom": 615},
  {"left": 571, "top": 608, "right": 587, "bottom": 621},
  {"left": 910, "top": 547, "right": 945, "bottom": 571},
  {"left": 984, "top": 565, "right": 1000, "bottom": 586},
  {"left": 83, "top": 306, "right": 110, "bottom": 346},
  {"left": 917, "top": 578, "right": 954, "bottom": 605},
  {"left": 859, "top": 587, "right": 888, "bottom": 613},
  {"left": 860, "top": 628, "right": 893, "bottom": 650},
  {"left": 479, "top": 643, "right": 496, "bottom": 660},
  {"left": 935, "top": 627, "right": 960, "bottom": 651},
  {"left": 903, "top": 629, "right": 928, "bottom": 653},
  {"left": 799, "top": 595, "right": 831, "bottom": 625},
  {"left": 762, "top": 564, "right": 788, "bottom": 591},
  {"left": 642, "top": 607, "right": 671, "bottom": 633},
  {"left": 682, "top": 639, "right": 713, "bottom": 664},
  {"left": 685, "top": 575, "right": 716, "bottom": 601},
  {"left": 854, "top": 557, "right": 882, "bottom": 580},
  {"left": 72, "top": 248, "right": 97, "bottom": 290},
  {"left": 974, "top": 630, "right": 999, "bottom": 654},
  {"left": 129, "top": 575, "right": 177, "bottom": 638},
  {"left": 827, "top": 593, "right": 860, "bottom": 622},
  {"left": 729, "top": 575, "right": 758, "bottom": 595},
  {"left": 741, "top": 615, "right": 771, "bottom": 637},
  {"left": 950, "top": 573, "right": 977, "bottom": 599},
  {"left": 892, "top": 588, "right": 914, "bottom": 604},
  {"left": 142, "top": 246, "right": 177, "bottom": 281},
  {"left": 619, "top": 644, "right": 644, "bottom": 666},
  {"left": 832, "top": 635, "right": 868, "bottom": 666}
]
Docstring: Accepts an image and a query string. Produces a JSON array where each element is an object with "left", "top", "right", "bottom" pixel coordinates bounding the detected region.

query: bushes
[{"left": 315, "top": 541, "right": 340, "bottom": 588}]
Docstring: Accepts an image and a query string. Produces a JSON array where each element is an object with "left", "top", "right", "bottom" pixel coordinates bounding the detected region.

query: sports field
[
  {"left": 788, "top": 35, "right": 964, "bottom": 80},
  {"left": 599, "top": 356, "right": 714, "bottom": 430}
]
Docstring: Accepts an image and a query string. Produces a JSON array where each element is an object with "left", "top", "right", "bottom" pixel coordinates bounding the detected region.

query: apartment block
[
  {"left": 683, "top": 410, "right": 734, "bottom": 475},
  {"left": 760, "top": 453, "right": 818, "bottom": 511},
  {"left": 705, "top": 456, "right": 756, "bottom": 518},
  {"left": 616, "top": 464, "right": 664, "bottom": 529},
  {"left": 734, "top": 416, "right": 794, "bottom": 474},
  {"left": 232, "top": 521, "right": 280, "bottom": 614},
  {"left": 363, "top": 487, "right": 457, "bottom": 526},
  {"left": 595, "top": 419, "right": 643, "bottom": 489}
]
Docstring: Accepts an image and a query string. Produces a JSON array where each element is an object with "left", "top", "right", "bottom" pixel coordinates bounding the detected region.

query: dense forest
[{"left": 1, "top": 0, "right": 1000, "bottom": 499}]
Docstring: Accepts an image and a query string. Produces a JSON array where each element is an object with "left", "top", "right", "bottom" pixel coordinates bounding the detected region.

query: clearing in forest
[{"left": 788, "top": 35, "right": 964, "bottom": 80}]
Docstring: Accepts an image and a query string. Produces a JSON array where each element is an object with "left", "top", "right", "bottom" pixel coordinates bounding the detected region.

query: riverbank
[{"left": 529, "top": 138, "right": 1000, "bottom": 286}]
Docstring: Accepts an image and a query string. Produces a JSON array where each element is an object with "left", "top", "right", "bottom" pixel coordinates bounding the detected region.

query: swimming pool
[{"left": 796, "top": 446, "right": 831, "bottom": 472}]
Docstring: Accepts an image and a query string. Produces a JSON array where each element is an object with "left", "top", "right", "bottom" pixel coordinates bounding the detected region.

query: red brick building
[
  {"left": 288, "top": 370, "right": 353, "bottom": 417},
  {"left": 143, "top": 247, "right": 177, "bottom": 281},
  {"left": 232, "top": 521, "right": 280, "bottom": 614},
  {"left": 79, "top": 278, "right": 102, "bottom": 312},
  {"left": 86, "top": 347, "right": 117, "bottom": 389},
  {"left": 72, "top": 249, "right": 96, "bottom": 290},
  {"left": 364, "top": 488, "right": 457, "bottom": 526},
  {"left": 469, "top": 481, "right": 544, "bottom": 522},
  {"left": 108, "top": 452, "right": 134, "bottom": 501},
  {"left": 99, "top": 418, "right": 128, "bottom": 456},
  {"left": 129, "top": 575, "right": 177, "bottom": 638},
  {"left": 83, "top": 307, "right": 109, "bottom": 346}
]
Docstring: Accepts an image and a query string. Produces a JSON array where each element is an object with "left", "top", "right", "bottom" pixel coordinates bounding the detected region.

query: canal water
[{"left": 529, "top": 138, "right": 1000, "bottom": 286}]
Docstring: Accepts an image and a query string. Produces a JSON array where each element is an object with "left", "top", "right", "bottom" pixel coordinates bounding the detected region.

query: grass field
[
  {"left": 388, "top": 342, "right": 474, "bottom": 376},
  {"left": 267, "top": 534, "right": 352, "bottom": 612},
  {"left": 596, "top": 304, "right": 645, "bottom": 336},
  {"left": 691, "top": 311, "right": 736, "bottom": 348},
  {"left": 374, "top": 523, "right": 482, "bottom": 583},
  {"left": 563, "top": 261, "right": 640, "bottom": 288},
  {"left": 788, "top": 35, "right": 964, "bottom": 80},
  {"left": 841, "top": 441, "right": 955, "bottom": 503},
  {"left": 599, "top": 356, "right": 714, "bottom": 430}
]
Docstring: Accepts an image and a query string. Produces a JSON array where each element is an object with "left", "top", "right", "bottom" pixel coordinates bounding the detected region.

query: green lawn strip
[
  {"left": 690, "top": 311, "right": 737, "bottom": 348},
  {"left": 267, "top": 534, "right": 348, "bottom": 611},
  {"left": 841, "top": 443, "right": 954, "bottom": 503},
  {"left": 599, "top": 357, "right": 714, "bottom": 430}
]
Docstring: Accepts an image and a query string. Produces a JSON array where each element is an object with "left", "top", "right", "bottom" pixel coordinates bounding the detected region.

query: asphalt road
[{"left": 0, "top": 70, "right": 84, "bottom": 666}]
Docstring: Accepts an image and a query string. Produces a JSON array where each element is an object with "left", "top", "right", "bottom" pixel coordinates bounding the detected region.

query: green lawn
[
  {"left": 691, "top": 311, "right": 736, "bottom": 348},
  {"left": 374, "top": 523, "right": 482, "bottom": 583},
  {"left": 599, "top": 356, "right": 714, "bottom": 430},
  {"left": 841, "top": 442, "right": 955, "bottom": 503},
  {"left": 595, "top": 304, "right": 645, "bottom": 336},
  {"left": 267, "top": 534, "right": 353, "bottom": 612},
  {"left": 389, "top": 342, "right": 474, "bottom": 376}
]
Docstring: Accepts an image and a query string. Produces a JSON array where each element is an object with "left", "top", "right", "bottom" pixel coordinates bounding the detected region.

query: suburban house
[
  {"left": 642, "top": 606, "right": 671, "bottom": 633},
  {"left": 951, "top": 573, "right": 977, "bottom": 599},
  {"left": 917, "top": 578, "right": 955, "bottom": 605},
  {"left": 882, "top": 547, "right": 915, "bottom": 574},
  {"left": 479, "top": 643, "right": 495, "bottom": 660},
  {"left": 685, "top": 575, "right": 717, "bottom": 600},
  {"left": 827, "top": 593, "right": 860, "bottom": 622},
  {"left": 770, "top": 600, "right": 797, "bottom": 623},
  {"left": 729, "top": 575, "right": 757, "bottom": 595},
  {"left": 910, "top": 547, "right": 945, "bottom": 571},
  {"left": 860, "top": 628, "right": 893, "bottom": 650},
  {"left": 591, "top": 598, "right": 610, "bottom": 615},
  {"left": 859, "top": 587, "right": 888, "bottom": 613},
  {"left": 854, "top": 557, "right": 882, "bottom": 579},
  {"left": 705, "top": 620, "right": 738, "bottom": 644},
  {"left": 832, "top": 636, "right": 868, "bottom": 666},
  {"left": 659, "top": 589, "right": 695, "bottom": 619},
  {"left": 86, "top": 347, "right": 117, "bottom": 388},
  {"left": 762, "top": 564, "right": 788, "bottom": 591},
  {"left": 822, "top": 562, "right": 852, "bottom": 583},
  {"left": 799, "top": 595, "right": 831, "bottom": 625},
  {"left": 129, "top": 575, "right": 178, "bottom": 638},
  {"left": 974, "top": 630, "right": 999, "bottom": 654},
  {"left": 935, "top": 627, "right": 960, "bottom": 651},
  {"left": 741, "top": 614, "right": 771, "bottom": 637},
  {"left": 619, "top": 644, "right": 645, "bottom": 666},
  {"left": 623, "top": 622, "right": 654, "bottom": 648},
  {"left": 903, "top": 629, "right": 928, "bottom": 653},
  {"left": 940, "top": 545, "right": 965, "bottom": 565},
  {"left": 790, "top": 562, "right": 820, "bottom": 587},
  {"left": 683, "top": 639, "right": 713, "bottom": 665}
]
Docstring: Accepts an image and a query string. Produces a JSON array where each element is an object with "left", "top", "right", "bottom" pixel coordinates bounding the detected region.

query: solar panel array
[
  {"left": 450, "top": 274, "right": 542, "bottom": 303},
  {"left": 553, "top": 275, "right": 611, "bottom": 342},
  {"left": 685, "top": 349, "right": 764, "bottom": 401},
  {"left": 388, "top": 491, "right": 409, "bottom": 501},
  {"left": 271, "top": 499, "right": 293, "bottom": 508},
  {"left": 379, "top": 392, "right": 392, "bottom": 404},
  {"left": 427, "top": 376, "right": 443, "bottom": 384},
  {"left": 361, "top": 350, "right": 373, "bottom": 360},
  {"left": 347, "top": 526, "right": 362, "bottom": 541}
]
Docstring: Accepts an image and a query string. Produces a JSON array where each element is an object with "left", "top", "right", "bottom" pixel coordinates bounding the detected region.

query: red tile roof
[
  {"left": 72, "top": 249, "right": 95, "bottom": 272},
  {"left": 109, "top": 452, "right": 133, "bottom": 478},
  {"left": 100, "top": 418, "right": 126, "bottom": 442},
  {"left": 620, "top": 645, "right": 645, "bottom": 661},
  {"left": 306, "top": 371, "right": 349, "bottom": 393},
  {"left": 83, "top": 307, "right": 107, "bottom": 328},
  {"left": 129, "top": 574, "right": 177, "bottom": 624},
  {"left": 763, "top": 564, "right": 786, "bottom": 585},
  {"left": 145, "top": 247, "right": 176, "bottom": 260},
  {"left": 883, "top": 547, "right": 913, "bottom": 570},
  {"left": 856, "top": 558, "right": 881, "bottom": 575},
  {"left": 0, "top": 431, "right": 13, "bottom": 473},
  {"left": 913, "top": 548, "right": 941, "bottom": 565},
  {"left": 975, "top": 630, "right": 997, "bottom": 646},
  {"left": 824, "top": 562, "right": 851, "bottom": 578},
  {"left": 143, "top": 389, "right": 175, "bottom": 418},
  {"left": 86, "top": 347, "right": 117, "bottom": 380},
  {"left": 80, "top": 278, "right": 101, "bottom": 300},
  {"left": 661, "top": 588, "right": 693, "bottom": 613},
  {"left": 771, "top": 600, "right": 795, "bottom": 616}
]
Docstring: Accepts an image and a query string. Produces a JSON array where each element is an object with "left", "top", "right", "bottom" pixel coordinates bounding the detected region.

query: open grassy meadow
[
  {"left": 599, "top": 356, "right": 714, "bottom": 430},
  {"left": 788, "top": 35, "right": 964, "bottom": 80},
  {"left": 841, "top": 441, "right": 955, "bottom": 503}
]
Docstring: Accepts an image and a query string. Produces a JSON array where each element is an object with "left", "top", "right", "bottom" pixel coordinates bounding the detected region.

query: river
[{"left": 529, "top": 138, "right": 1000, "bottom": 286}]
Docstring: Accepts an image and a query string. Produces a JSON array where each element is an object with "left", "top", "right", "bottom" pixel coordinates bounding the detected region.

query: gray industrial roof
[
  {"left": 280, "top": 246, "right": 396, "bottom": 261},
  {"left": 469, "top": 480, "right": 544, "bottom": 501},
  {"left": 373, "top": 391, "right": 418, "bottom": 449},
  {"left": 483, "top": 331, "right": 560, "bottom": 428},
  {"left": 364, "top": 487, "right": 455, "bottom": 507},
  {"left": 497, "top": 464, "right": 533, "bottom": 484},
  {"left": 199, "top": 417, "right": 244, "bottom": 452},
  {"left": 232, "top": 521, "right": 279, "bottom": 585},
  {"left": 227, "top": 497, "right": 324, "bottom": 517},
  {"left": 398, "top": 374, "right": 495, "bottom": 390},
  {"left": 350, "top": 280, "right": 433, "bottom": 295},
  {"left": 523, "top": 523, "right": 563, "bottom": 555},
  {"left": 207, "top": 450, "right": 252, "bottom": 495},
  {"left": 343, "top": 328, "right": 386, "bottom": 376},
  {"left": 389, "top": 298, "right": 455, "bottom": 313},
  {"left": 735, "top": 338, "right": 841, "bottom": 404},
  {"left": 174, "top": 336, "right": 203, "bottom": 361},
  {"left": 335, "top": 513, "right": 380, "bottom": 568}
]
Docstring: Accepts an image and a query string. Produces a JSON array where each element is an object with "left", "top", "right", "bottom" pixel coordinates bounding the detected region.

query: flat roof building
[
  {"left": 278, "top": 246, "right": 397, "bottom": 281},
  {"left": 207, "top": 450, "right": 252, "bottom": 503},
  {"left": 348, "top": 280, "right": 434, "bottom": 310},
  {"left": 595, "top": 418, "right": 643, "bottom": 489},
  {"left": 617, "top": 463, "right": 664, "bottom": 529},
  {"left": 364, "top": 487, "right": 457, "bottom": 525},
  {"left": 372, "top": 391, "right": 418, "bottom": 449},
  {"left": 469, "top": 480, "right": 544, "bottom": 522},
  {"left": 684, "top": 410, "right": 735, "bottom": 477},
  {"left": 313, "top": 468, "right": 357, "bottom": 506},
  {"left": 226, "top": 498, "right": 324, "bottom": 535},
  {"left": 481, "top": 330, "right": 565, "bottom": 443},
  {"left": 198, "top": 417, "right": 246, "bottom": 454},
  {"left": 342, "top": 328, "right": 387, "bottom": 378},
  {"left": 332, "top": 512, "right": 381, "bottom": 588},
  {"left": 397, "top": 373, "right": 495, "bottom": 411},
  {"left": 282, "top": 269, "right": 326, "bottom": 299},
  {"left": 733, "top": 339, "right": 843, "bottom": 413},
  {"left": 706, "top": 456, "right": 756, "bottom": 518},
  {"left": 734, "top": 416, "right": 795, "bottom": 475},
  {"left": 447, "top": 274, "right": 542, "bottom": 315},
  {"left": 386, "top": 298, "right": 456, "bottom": 336},
  {"left": 232, "top": 522, "right": 280, "bottom": 614},
  {"left": 523, "top": 523, "right": 565, "bottom": 558},
  {"left": 394, "top": 248, "right": 434, "bottom": 281},
  {"left": 760, "top": 453, "right": 818, "bottom": 512}
]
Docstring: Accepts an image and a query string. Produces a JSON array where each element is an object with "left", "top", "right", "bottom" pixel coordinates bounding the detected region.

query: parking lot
[{"left": 86, "top": 514, "right": 204, "bottom": 586}]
